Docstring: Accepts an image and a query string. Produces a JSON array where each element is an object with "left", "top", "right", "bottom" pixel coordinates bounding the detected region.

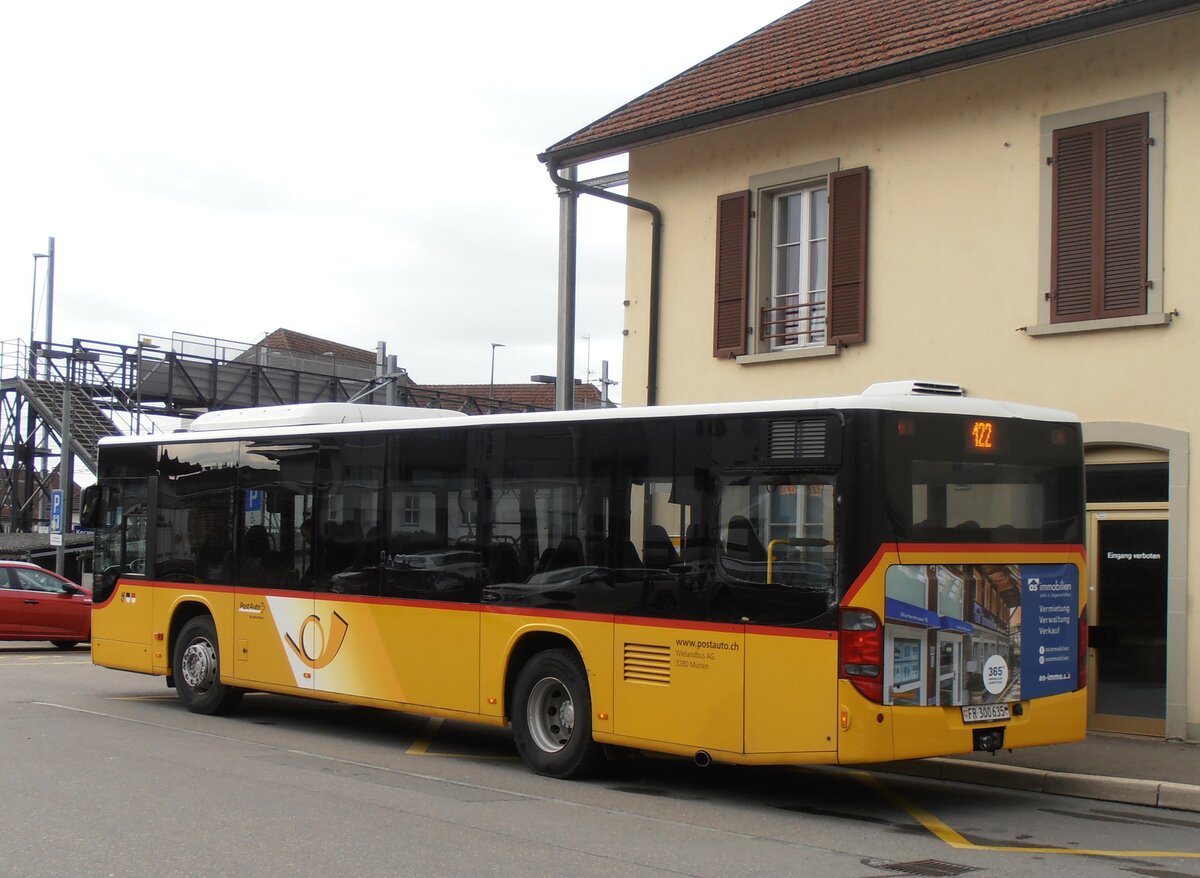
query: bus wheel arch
[
  {"left": 507, "top": 636, "right": 604, "bottom": 779},
  {"left": 171, "top": 612, "right": 243, "bottom": 716}
]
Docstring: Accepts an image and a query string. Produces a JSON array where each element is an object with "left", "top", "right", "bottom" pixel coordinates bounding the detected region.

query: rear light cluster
[{"left": 839, "top": 608, "right": 883, "bottom": 703}]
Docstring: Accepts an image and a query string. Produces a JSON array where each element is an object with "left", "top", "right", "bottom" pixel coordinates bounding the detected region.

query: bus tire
[
  {"left": 512, "top": 649, "right": 604, "bottom": 779},
  {"left": 173, "top": 616, "right": 243, "bottom": 716}
]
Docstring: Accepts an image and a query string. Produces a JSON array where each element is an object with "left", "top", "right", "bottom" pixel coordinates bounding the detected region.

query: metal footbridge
[{"left": 1, "top": 333, "right": 543, "bottom": 533}]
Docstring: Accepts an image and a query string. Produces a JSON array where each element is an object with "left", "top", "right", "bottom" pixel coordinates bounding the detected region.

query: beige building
[{"left": 541, "top": 0, "right": 1199, "bottom": 741}]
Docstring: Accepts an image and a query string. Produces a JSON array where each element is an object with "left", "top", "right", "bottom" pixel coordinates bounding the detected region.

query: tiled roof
[
  {"left": 258, "top": 328, "right": 377, "bottom": 365},
  {"left": 542, "top": 0, "right": 1197, "bottom": 162}
]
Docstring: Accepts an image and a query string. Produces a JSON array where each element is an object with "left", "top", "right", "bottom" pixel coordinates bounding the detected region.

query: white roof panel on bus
[{"left": 96, "top": 381, "right": 1079, "bottom": 449}]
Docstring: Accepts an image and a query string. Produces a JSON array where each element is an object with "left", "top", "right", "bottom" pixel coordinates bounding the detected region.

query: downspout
[{"left": 546, "top": 158, "right": 663, "bottom": 407}]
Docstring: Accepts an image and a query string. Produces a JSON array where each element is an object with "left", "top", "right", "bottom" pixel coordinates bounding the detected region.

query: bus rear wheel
[
  {"left": 173, "top": 616, "right": 243, "bottom": 716},
  {"left": 512, "top": 649, "right": 604, "bottom": 779}
]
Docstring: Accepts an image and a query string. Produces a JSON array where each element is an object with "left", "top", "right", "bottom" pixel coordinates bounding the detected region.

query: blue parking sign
[{"left": 50, "top": 490, "right": 64, "bottom": 534}]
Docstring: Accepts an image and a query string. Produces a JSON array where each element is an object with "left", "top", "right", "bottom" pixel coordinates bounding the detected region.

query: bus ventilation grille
[
  {"left": 769, "top": 419, "right": 826, "bottom": 460},
  {"left": 908, "top": 382, "right": 966, "bottom": 397},
  {"left": 623, "top": 643, "right": 671, "bottom": 686},
  {"left": 863, "top": 380, "right": 966, "bottom": 397}
]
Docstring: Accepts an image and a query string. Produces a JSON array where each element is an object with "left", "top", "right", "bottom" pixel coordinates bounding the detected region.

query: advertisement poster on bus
[
  {"left": 883, "top": 562, "right": 1079, "bottom": 707},
  {"left": 1018, "top": 564, "right": 1079, "bottom": 700}
]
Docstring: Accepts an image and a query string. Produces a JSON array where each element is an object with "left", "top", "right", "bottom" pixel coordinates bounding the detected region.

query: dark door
[{"left": 1088, "top": 514, "right": 1167, "bottom": 736}]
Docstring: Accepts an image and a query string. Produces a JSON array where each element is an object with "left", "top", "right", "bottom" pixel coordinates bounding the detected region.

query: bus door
[
  {"left": 91, "top": 476, "right": 156, "bottom": 673},
  {"left": 612, "top": 476, "right": 746, "bottom": 754},
  {"left": 372, "top": 431, "right": 481, "bottom": 713},
  {"left": 232, "top": 440, "right": 319, "bottom": 692},
  {"left": 727, "top": 474, "right": 839, "bottom": 756}
]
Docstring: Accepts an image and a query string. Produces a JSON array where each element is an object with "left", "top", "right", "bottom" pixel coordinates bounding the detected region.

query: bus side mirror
[{"left": 79, "top": 485, "right": 103, "bottom": 529}]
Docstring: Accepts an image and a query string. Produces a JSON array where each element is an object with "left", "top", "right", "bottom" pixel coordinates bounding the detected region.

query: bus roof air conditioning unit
[{"left": 862, "top": 380, "right": 966, "bottom": 397}]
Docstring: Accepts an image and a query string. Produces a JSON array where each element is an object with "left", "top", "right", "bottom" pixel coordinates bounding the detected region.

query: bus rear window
[{"left": 882, "top": 414, "right": 1083, "bottom": 544}]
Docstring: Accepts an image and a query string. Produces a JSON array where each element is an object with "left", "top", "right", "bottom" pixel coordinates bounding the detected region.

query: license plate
[{"left": 961, "top": 703, "right": 1011, "bottom": 724}]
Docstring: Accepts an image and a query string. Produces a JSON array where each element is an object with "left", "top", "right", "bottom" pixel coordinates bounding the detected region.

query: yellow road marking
[{"left": 855, "top": 770, "right": 1200, "bottom": 859}]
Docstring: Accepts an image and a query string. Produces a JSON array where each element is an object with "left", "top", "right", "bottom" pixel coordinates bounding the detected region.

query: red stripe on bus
[
  {"left": 894, "top": 542, "right": 1085, "bottom": 555},
  {"left": 747, "top": 625, "right": 837, "bottom": 640},
  {"left": 840, "top": 545, "right": 892, "bottom": 606},
  {"left": 613, "top": 616, "right": 744, "bottom": 634},
  {"left": 838, "top": 543, "right": 1084, "bottom": 608},
  {"left": 481, "top": 605, "right": 613, "bottom": 624}
]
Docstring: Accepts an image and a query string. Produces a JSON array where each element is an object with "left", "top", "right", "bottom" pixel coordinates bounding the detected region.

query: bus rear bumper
[{"left": 886, "top": 688, "right": 1087, "bottom": 762}]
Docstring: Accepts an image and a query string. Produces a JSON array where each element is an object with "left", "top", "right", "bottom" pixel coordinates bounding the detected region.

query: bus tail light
[
  {"left": 840, "top": 608, "right": 883, "bottom": 703},
  {"left": 1078, "top": 608, "right": 1088, "bottom": 690}
]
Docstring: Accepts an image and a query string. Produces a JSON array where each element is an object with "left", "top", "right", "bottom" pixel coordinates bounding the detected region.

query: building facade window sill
[
  {"left": 735, "top": 345, "right": 841, "bottom": 365},
  {"left": 1023, "top": 312, "right": 1174, "bottom": 337}
]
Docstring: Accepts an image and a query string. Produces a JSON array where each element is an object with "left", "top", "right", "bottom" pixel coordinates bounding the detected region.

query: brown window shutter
[
  {"left": 1050, "top": 126, "right": 1097, "bottom": 322},
  {"left": 713, "top": 191, "right": 751, "bottom": 358},
  {"left": 1051, "top": 113, "right": 1148, "bottom": 323},
  {"left": 827, "top": 167, "right": 869, "bottom": 346},
  {"left": 1102, "top": 115, "right": 1149, "bottom": 317}
]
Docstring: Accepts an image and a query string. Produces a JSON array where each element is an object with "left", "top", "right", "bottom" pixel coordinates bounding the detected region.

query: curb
[{"left": 871, "top": 757, "right": 1200, "bottom": 813}]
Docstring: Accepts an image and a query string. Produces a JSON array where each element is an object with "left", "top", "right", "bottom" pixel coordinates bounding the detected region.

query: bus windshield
[{"left": 881, "top": 413, "right": 1083, "bottom": 544}]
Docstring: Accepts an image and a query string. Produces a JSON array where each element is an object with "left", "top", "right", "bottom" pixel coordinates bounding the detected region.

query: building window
[
  {"left": 763, "top": 185, "right": 828, "bottom": 349},
  {"left": 713, "top": 161, "right": 868, "bottom": 359},
  {"left": 1032, "top": 94, "right": 1166, "bottom": 336},
  {"left": 1050, "top": 114, "right": 1148, "bottom": 322},
  {"left": 402, "top": 495, "right": 420, "bottom": 527}
]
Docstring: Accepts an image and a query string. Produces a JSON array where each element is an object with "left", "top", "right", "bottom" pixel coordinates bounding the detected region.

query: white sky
[{"left": 1, "top": 2, "right": 798, "bottom": 402}]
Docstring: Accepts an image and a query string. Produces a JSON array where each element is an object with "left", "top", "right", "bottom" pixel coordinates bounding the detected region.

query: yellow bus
[{"left": 85, "top": 381, "right": 1086, "bottom": 778}]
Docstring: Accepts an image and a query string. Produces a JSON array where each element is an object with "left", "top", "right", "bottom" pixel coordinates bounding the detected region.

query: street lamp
[
  {"left": 29, "top": 252, "right": 47, "bottom": 379},
  {"left": 489, "top": 343, "right": 505, "bottom": 401}
]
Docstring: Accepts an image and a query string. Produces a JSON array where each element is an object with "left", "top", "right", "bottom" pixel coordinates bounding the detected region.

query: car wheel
[
  {"left": 50, "top": 641, "right": 79, "bottom": 649},
  {"left": 172, "top": 616, "right": 243, "bottom": 716},
  {"left": 511, "top": 649, "right": 605, "bottom": 779}
]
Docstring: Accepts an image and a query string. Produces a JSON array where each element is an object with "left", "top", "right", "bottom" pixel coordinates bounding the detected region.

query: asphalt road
[{"left": 3, "top": 643, "right": 1199, "bottom": 878}]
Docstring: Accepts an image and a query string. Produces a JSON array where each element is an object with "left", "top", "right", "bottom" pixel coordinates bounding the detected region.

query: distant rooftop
[
  {"left": 423, "top": 383, "right": 605, "bottom": 409},
  {"left": 256, "top": 330, "right": 608, "bottom": 409},
  {"left": 257, "top": 328, "right": 378, "bottom": 366}
]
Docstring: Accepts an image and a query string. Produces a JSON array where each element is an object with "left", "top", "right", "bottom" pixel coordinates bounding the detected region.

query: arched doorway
[{"left": 1082, "top": 423, "right": 1188, "bottom": 740}]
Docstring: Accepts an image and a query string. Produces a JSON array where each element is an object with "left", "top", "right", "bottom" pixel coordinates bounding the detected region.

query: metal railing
[{"left": 759, "top": 299, "right": 826, "bottom": 348}]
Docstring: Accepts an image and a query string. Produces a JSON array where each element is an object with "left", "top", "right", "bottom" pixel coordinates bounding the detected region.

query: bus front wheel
[
  {"left": 173, "top": 616, "right": 243, "bottom": 716},
  {"left": 512, "top": 649, "right": 604, "bottom": 779}
]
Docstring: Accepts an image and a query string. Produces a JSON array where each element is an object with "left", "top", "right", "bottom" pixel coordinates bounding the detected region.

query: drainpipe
[{"left": 546, "top": 159, "right": 663, "bottom": 407}]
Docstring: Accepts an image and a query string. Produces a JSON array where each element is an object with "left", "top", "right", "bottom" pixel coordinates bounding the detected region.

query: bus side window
[{"left": 717, "top": 475, "right": 836, "bottom": 624}]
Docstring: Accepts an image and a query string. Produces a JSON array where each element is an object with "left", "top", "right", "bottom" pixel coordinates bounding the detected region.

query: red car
[{"left": 0, "top": 560, "right": 92, "bottom": 648}]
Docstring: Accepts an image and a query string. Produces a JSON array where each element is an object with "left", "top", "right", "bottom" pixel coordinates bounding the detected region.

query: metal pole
[
  {"left": 375, "top": 341, "right": 387, "bottom": 406},
  {"left": 490, "top": 342, "right": 504, "bottom": 401},
  {"left": 38, "top": 238, "right": 56, "bottom": 528},
  {"left": 56, "top": 374, "right": 72, "bottom": 574},
  {"left": 555, "top": 166, "right": 578, "bottom": 411},
  {"left": 386, "top": 355, "right": 398, "bottom": 407},
  {"left": 45, "top": 237, "right": 55, "bottom": 365},
  {"left": 29, "top": 252, "right": 46, "bottom": 379},
  {"left": 135, "top": 341, "right": 143, "bottom": 434}
]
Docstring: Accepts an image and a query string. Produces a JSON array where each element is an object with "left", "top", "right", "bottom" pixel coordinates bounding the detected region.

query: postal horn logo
[{"left": 285, "top": 611, "right": 349, "bottom": 669}]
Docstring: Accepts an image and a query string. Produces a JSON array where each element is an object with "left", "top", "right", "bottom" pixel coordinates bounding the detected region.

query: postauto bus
[{"left": 84, "top": 381, "right": 1086, "bottom": 778}]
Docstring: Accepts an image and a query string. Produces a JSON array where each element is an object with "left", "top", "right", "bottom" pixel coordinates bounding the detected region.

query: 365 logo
[{"left": 284, "top": 611, "right": 349, "bottom": 669}]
